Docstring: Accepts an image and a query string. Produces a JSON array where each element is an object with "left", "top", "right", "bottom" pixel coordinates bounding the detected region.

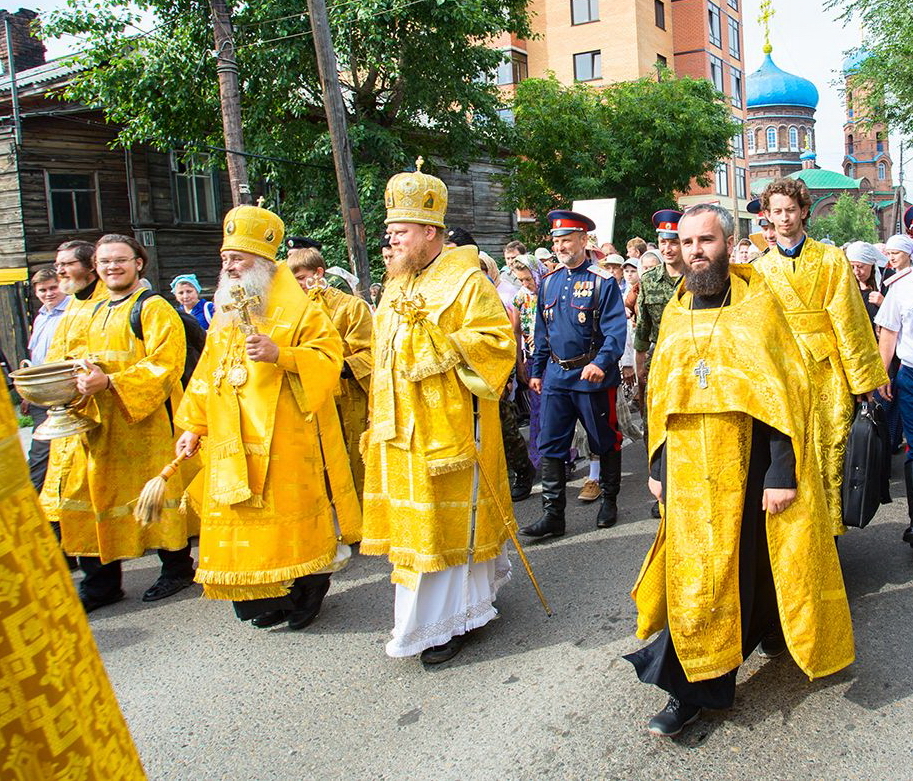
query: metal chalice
[{"left": 11, "top": 360, "right": 99, "bottom": 441}]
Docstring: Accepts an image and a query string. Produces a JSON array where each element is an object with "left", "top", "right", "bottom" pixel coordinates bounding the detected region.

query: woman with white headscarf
[{"left": 845, "top": 241, "right": 887, "bottom": 328}]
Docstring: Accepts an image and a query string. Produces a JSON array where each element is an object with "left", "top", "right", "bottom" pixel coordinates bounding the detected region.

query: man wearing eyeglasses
[{"left": 42, "top": 234, "right": 196, "bottom": 613}]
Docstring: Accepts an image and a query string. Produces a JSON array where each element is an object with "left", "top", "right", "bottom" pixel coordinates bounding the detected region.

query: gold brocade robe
[
  {"left": 634, "top": 267, "right": 854, "bottom": 682},
  {"left": 361, "top": 246, "right": 517, "bottom": 588},
  {"left": 41, "top": 277, "right": 108, "bottom": 526},
  {"left": 0, "top": 387, "right": 146, "bottom": 779},
  {"left": 754, "top": 238, "right": 888, "bottom": 534},
  {"left": 175, "top": 264, "right": 358, "bottom": 601},
  {"left": 42, "top": 289, "right": 193, "bottom": 561},
  {"left": 309, "top": 284, "right": 372, "bottom": 495}
]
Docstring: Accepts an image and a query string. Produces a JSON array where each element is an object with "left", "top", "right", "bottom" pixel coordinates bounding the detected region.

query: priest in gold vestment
[
  {"left": 287, "top": 243, "right": 372, "bottom": 495},
  {"left": 625, "top": 205, "right": 854, "bottom": 738},
  {"left": 361, "top": 166, "right": 517, "bottom": 665},
  {"left": 41, "top": 234, "right": 196, "bottom": 613},
  {"left": 175, "top": 205, "right": 358, "bottom": 632},
  {"left": 0, "top": 385, "right": 146, "bottom": 780},
  {"left": 754, "top": 178, "right": 887, "bottom": 535}
]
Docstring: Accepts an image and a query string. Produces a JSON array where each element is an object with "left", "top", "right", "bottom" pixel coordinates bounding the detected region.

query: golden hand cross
[{"left": 222, "top": 284, "right": 261, "bottom": 335}]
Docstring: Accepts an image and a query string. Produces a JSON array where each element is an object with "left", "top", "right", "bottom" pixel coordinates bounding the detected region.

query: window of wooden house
[
  {"left": 46, "top": 172, "right": 99, "bottom": 232},
  {"left": 171, "top": 152, "right": 218, "bottom": 223}
]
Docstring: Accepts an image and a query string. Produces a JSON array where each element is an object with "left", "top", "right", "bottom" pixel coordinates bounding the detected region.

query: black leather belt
[{"left": 550, "top": 350, "right": 596, "bottom": 370}]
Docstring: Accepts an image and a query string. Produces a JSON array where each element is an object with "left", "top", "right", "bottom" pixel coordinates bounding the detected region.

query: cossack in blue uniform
[{"left": 521, "top": 209, "right": 628, "bottom": 539}]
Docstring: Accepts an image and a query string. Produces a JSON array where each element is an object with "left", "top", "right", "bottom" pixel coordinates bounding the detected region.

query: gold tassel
[{"left": 133, "top": 452, "right": 192, "bottom": 526}]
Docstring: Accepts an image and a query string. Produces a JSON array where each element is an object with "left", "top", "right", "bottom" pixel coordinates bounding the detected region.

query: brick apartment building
[{"left": 490, "top": 0, "right": 750, "bottom": 236}]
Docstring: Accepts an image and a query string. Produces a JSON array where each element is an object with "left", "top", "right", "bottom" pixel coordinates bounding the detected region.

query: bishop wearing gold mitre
[
  {"left": 175, "top": 204, "right": 359, "bottom": 632},
  {"left": 361, "top": 163, "right": 517, "bottom": 665},
  {"left": 287, "top": 240, "right": 373, "bottom": 495},
  {"left": 624, "top": 205, "right": 854, "bottom": 738},
  {"left": 0, "top": 382, "right": 146, "bottom": 779},
  {"left": 41, "top": 234, "right": 196, "bottom": 614},
  {"left": 753, "top": 177, "right": 887, "bottom": 536}
]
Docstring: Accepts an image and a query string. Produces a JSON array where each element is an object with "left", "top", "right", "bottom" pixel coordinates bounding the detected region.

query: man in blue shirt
[
  {"left": 25, "top": 266, "right": 69, "bottom": 491},
  {"left": 522, "top": 210, "right": 628, "bottom": 537}
]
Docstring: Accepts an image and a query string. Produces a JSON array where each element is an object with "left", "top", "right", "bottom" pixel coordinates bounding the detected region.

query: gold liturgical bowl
[{"left": 11, "top": 360, "right": 99, "bottom": 441}]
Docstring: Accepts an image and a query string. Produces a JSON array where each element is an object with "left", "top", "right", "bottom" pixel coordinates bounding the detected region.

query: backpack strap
[{"left": 129, "top": 288, "right": 158, "bottom": 341}]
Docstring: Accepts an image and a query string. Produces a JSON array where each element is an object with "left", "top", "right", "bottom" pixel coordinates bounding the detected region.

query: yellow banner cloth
[
  {"left": 0, "top": 385, "right": 146, "bottom": 780},
  {"left": 633, "top": 266, "right": 855, "bottom": 682},
  {"left": 754, "top": 237, "right": 888, "bottom": 534},
  {"left": 361, "top": 245, "right": 517, "bottom": 587}
]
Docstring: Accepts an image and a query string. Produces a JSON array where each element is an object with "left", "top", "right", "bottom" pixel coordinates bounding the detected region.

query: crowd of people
[{"left": 7, "top": 165, "right": 913, "bottom": 766}]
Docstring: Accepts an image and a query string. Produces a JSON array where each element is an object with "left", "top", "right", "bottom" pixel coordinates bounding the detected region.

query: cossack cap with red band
[
  {"left": 652, "top": 209, "right": 682, "bottom": 239},
  {"left": 547, "top": 209, "right": 596, "bottom": 236},
  {"left": 747, "top": 198, "right": 771, "bottom": 228}
]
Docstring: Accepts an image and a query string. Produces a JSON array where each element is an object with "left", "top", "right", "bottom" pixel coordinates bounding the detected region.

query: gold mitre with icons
[
  {"left": 384, "top": 157, "right": 448, "bottom": 229},
  {"left": 221, "top": 202, "right": 286, "bottom": 262}
]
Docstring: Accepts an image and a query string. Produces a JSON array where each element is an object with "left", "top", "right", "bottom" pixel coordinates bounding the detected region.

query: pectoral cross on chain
[
  {"left": 694, "top": 358, "right": 711, "bottom": 389},
  {"left": 223, "top": 284, "right": 261, "bottom": 336}
]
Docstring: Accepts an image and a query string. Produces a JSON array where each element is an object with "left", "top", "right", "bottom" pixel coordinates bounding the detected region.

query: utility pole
[
  {"left": 306, "top": 0, "right": 372, "bottom": 302},
  {"left": 209, "top": 0, "right": 251, "bottom": 206}
]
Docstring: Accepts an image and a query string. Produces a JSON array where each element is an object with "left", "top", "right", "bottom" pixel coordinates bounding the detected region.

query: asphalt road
[{"left": 75, "top": 438, "right": 913, "bottom": 780}]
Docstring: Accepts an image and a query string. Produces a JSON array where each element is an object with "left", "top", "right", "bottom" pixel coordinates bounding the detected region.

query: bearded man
[
  {"left": 175, "top": 205, "right": 355, "bottom": 632},
  {"left": 361, "top": 165, "right": 517, "bottom": 665},
  {"left": 625, "top": 204, "right": 854, "bottom": 737}
]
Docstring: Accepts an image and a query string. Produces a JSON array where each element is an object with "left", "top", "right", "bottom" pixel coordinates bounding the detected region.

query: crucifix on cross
[
  {"left": 694, "top": 358, "right": 711, "bottom": 389},
  {"left": 222, "top": 284, "right": 261, "bottom": 335}
]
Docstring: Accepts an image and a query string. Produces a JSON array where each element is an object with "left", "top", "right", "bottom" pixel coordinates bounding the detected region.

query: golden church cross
[
  {"left": 415, "top": 155, "right": 424, "bottom": 172},
  {"left": 223, "top": 284, "right": 261, "bottom": 335},
  {"left": 256, "top": 195, "right": 266, "bottom": 207},
  {"left": 758, "top": 0, "right": 775, "bottom": 54}
]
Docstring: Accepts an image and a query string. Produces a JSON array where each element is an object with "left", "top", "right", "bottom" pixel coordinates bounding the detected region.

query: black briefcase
[{"left": 841, "top": 401, "right": 891, "bottom": 529}]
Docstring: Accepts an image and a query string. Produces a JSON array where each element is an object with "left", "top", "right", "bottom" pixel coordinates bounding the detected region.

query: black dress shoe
[
  {"left": 510, "top": 460, "right": 537, "bottom": 502},
  {"left": 596, "top": 496, "right": 617, "bottom": 528},
  {"left": 80, "top": 589, "right": 125, "bottom": 614},
  {"left": 420, "top": 634, "right": 465, "bottom": 665},
  {"left": 287, "top": 577, "right": 331, "bottom": 630},
  {"left": 757, "top": 629, "right": 787, "bottom": 658},
  {"left": 519, "top": 516, "right": 565, "bottom": 538},
  {"left": 647, "top": 697, "right": 701, "bottom": 737},
  {"left": 141, "top": 573, "right": 196, "bottom": 602},
  {"left": 650, "top": 501, "right": 662, "bottom": 519},
  {"left": 251, "top": 610, "right": 290, "bottom": 628}
]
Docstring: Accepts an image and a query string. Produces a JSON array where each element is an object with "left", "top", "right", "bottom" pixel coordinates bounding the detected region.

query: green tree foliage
[
  {"left": 826, "top": 0, "right": 913, "bottom": 134},
  {"left": 41, "top": 0, "right": 531, "bottom": 277},
  {"left": 808, "top": 191, "right": 878, "bottom": 244},
  {"left": 501, "top": 73, "right": 739, "bottom": 245}
]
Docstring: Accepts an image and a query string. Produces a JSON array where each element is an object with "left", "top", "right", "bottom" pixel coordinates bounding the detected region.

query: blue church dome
[
  {"left": 747, "top": 54, "right": 819, "bottom": 109},
  {"left": 842, "top": 49, "right": 870, "bottom": 74}
]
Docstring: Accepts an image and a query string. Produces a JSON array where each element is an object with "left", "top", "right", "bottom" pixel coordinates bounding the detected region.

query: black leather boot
[
  {"left": 904, "top": 461, "right": 913, "bottom": 546},
  {"left": 520, "top": 457, "right": 566, "bottom": 538},
  {"left": 596, "top": 451, "right": 621, "bottom": 528}
]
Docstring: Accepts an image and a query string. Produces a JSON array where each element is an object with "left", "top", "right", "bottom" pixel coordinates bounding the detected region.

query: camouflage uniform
[{"left": 633, "top": 263, "right": 682, "bottom": 353}]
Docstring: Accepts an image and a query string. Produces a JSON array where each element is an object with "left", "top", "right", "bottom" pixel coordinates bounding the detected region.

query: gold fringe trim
[
  {"left": 400, "top": 351, "right": 459, "bottom": 382},
  {"left": 211, "top": 439, "right": 243, "bottom": 459},
  {"left": 426, "top": 454, "right": 474, "bottom": 476},
  {"left": 204, "top": 583, "right": 291, "bottom": 601},
  {"left": 360, "top": 540, "right": 504, "bottom": 572},
  {"left": 194, "top": 551, "right": 336, "bottom": 587},
  {"left": 211, "top": 486, "right": 252, "bottom": 506},
  {"left": 391, "top": 566, "right": 420, "bottom": 590},
  {"left": 237, "top": 493, "right": 265, "bottom": 509}
]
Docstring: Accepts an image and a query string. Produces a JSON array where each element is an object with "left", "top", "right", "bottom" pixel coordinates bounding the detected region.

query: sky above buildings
[{"left": 4, "top": 0, "right": 908, "bottom": 193}]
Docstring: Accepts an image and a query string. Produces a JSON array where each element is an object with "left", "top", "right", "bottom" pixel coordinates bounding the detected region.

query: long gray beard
[{"left": 213, "top": 260, "right": 274, "bottom": 320}]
